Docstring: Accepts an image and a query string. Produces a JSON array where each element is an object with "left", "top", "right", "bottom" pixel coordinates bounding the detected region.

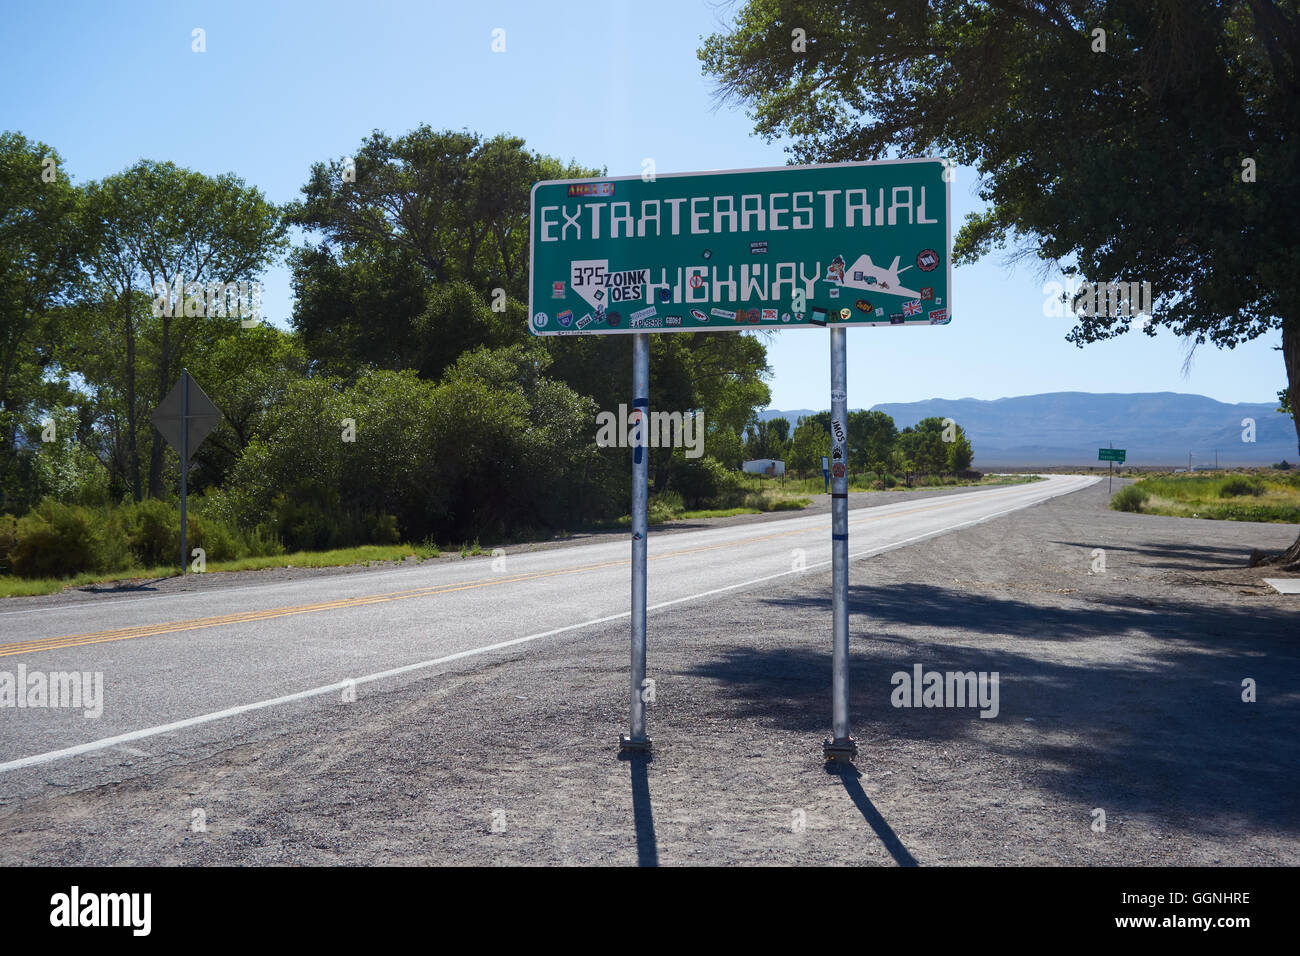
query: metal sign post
[
  {"left": 527, "top": 158, "right": 952, "bottom": 760},
  {"left": 151, "top": 369, "right": 222, "bottom": 574},
  {"left": 824, "top": 330, "right": 857, "bottom": 761},
  {"left": 821, "top": 455, "right": 830, "bottom": 493},
  {"left": 621, "top": 335, "right": 652, "bottom": 752},
  {"left": 1098, "top": 446, "right": 1126, "bottom": 492},
  {"left": 180, "top": 368, "right": 189, "bottom": 571}
]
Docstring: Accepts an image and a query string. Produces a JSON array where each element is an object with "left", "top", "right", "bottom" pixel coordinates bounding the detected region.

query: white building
[{"left": 742, "top": 458, "right": 786, "bottom": 476}]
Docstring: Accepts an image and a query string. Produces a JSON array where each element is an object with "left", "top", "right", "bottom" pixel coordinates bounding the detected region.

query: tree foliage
[
  {"left": 0, "top": 132, "right": 90, "bottom": 513},
  {"left": 702, "top": 0, "right": 1299, "bottom": 551}
]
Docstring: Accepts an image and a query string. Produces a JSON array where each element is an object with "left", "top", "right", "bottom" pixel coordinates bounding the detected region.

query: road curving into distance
[{"left": 0, "top": 474, "right": 1097, "bottom": 783}]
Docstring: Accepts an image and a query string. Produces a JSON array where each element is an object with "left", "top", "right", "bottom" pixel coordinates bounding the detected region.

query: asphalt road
[
  {"left": 2, "top": 473, "right": 1297, "bottom": 866},
  {"left": 0, "top": 475, "right": 1095, "bottom": 791}
]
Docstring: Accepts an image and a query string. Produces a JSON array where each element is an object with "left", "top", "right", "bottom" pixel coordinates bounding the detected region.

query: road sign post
[
  {"left": 620, "top": 334, "right": 652, "bottom": 753},
  {"left": 180, "top": 369, "right": 189, "bottom": 571},
  {"left": 1098, "top": 447, "right": 1127, "bottom": 493},
  {"left": 821, "top": 455, "right": 830, "bottom": 493},
  {"left": 824, "top": 330, "right": 856, "bottom": 762},
  {"left": 529, "top": 159, "right": 951, "bottom": 761},
  {"left": 151, "top": 369, "right": 222, "bottom": 574}
]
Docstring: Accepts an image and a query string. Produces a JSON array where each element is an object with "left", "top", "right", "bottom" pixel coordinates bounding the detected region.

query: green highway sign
[
  {"left": 1098, "top": 448, "right": 1127, "bottom": 462},
  {"left": 528, "top": 160, "right": 951, "bottom": 335}
]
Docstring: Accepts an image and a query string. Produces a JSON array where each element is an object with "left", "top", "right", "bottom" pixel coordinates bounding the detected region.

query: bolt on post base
[
  {"left": 619, "top": 734, "right": 653, "bottom": 754},
  {"left": 823, "top": 736, "right": 858, "bottom": 763}
]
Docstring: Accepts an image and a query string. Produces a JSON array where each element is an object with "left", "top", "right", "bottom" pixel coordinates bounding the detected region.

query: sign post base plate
[
  {"left": 823, "top": 737, "right": 858, "bottom": 762},
  {"left": 619, "top": 734, "right": 653, "bottom": 753}
]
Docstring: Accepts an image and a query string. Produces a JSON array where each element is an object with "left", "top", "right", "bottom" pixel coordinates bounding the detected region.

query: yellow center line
[{"left": 0, "top": 491, "right": 1002, "bottom": 658}]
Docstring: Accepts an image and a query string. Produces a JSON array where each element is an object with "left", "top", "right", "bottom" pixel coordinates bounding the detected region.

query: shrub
[
  {"left": 647, "top": 489, "right": 684, "bottom": 524},
  {"left": 271, "top": 479, "right": 399, "bottom": 551},
  {"left": 1111, "top": 485, "right": 1150, "bottom": 513},
  {"left": 189, "top": 513, "right": 242, "bottom": 562},
  {"left": 1218, "top": 475, "right": 1264, "bottom": 498},
  {"left": 120, "top": 498, "right": 180, "bottom": 567},
  {"left": 241, "top": 524, "right": 285, "bottom": 558},
  {"left": 871, "top": 480, "right": 886, "bottom": 490},
  {"left": 0, "top": 514, "right": 16, "bottom": 574},
  {"left": 10, "top": 499, "right": 130, "bottom": 578},
  {"left": 669, "top": 456, "right": 746, "bottom": 509},
  {"left": 646, "top": 501, "right": 679, "bottom": 525}
]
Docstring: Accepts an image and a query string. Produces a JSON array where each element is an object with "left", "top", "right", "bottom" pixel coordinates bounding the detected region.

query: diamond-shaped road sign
[{"left": 151, "top": 372, "right": 222, "bottom": 460}]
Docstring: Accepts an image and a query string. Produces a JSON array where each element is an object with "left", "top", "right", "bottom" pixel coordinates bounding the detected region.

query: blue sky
[{"left": 1, "top": 0, "right": 1284, "bottom": 411}]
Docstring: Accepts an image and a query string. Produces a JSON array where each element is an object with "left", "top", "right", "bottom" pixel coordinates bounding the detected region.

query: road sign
[
  {"left": 152, "top": 373, "right": 221, "bottom": 460},
  {"left": 151, "top": 370, "right": 222, "bottom": 573},
  {"left": 1098, "top": 448, "right": 1126, "bottom": 463},
  {"left": 529, "top": 159, "right": 951, "bottom": 335}
]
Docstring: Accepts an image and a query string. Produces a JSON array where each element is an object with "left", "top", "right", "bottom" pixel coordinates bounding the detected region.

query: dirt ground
[{"left": 1, "top": 479, "right": 1296, "bottom": 866}]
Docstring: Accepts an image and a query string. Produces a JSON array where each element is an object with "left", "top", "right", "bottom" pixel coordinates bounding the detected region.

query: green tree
[
  {"left": 0, "top": 132, "right": 90, "bottom": 513},
  {"left": 745, "top": 416, "right": 790, "bottom": 462},
  {"left": 289, "top": 128, "right": 589, "bottom": 302},
  {"left": 78, "top": 160, "right": 287, "bottom": 499},
  {"left": 288, "top": 126, "right": 774, "bottom": 493},
  {"left": 889, "top": 446, "right": 916, "bottom": 487},
  {"left": 707, "top": 425, "right": 745, "bottom": 471},
  {"left": 181, "top": 324, "right": 308, "bottom": 491},
  {"left": 287, "top": 128, "right": 601, "bottom": 380},
  {"left": 787, "top": 416, "right": 829, "bottom": 477},
  {"left": 945, "top": 424, "right": 975, "bottom": 473},
  {"left": 702, "top": 1, "right": 1300, "bottom": 561},
  {"left": 214, "top": 347, "right": 596, "bottom": 544},
  {"left": 899, "top": 418, "right": 950, "bottom": 476},
  {"left": 847, "top": 409, "right": 898, "bottom": 476}
]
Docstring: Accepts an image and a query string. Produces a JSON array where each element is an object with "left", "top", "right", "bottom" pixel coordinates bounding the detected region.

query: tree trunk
[
  {"left": 124, "top": 285, "right": 141, "bottom": 502},
  {"left": 1267, "top": 315, "right": 1300, "bottom": 566},
  {"left": 147, "top": 314, "right": 171, "bottom": 498}
]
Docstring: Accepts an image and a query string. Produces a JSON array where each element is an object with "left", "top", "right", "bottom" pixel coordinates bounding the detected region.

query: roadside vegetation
[
  {"left": 0, "top": 543, "right": 449, "bottom": 600},
  {"left": 1109, "top": 471, "right": 1300, "bottom": 523},
  {"left": 2, "top": 128, "right": 991, "bottom": 597}
]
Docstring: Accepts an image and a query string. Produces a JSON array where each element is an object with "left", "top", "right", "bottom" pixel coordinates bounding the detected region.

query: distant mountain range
[{"left": 759, "top": 392, "right": 1296, "bottom": 467}]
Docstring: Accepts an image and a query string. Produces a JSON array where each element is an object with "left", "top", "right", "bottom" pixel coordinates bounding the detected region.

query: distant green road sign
[
  {"left": 1099, "top": 448, "right": 1126, "bottom": 462},
  {"left": 528, "top": 160, "right": 951, "bottom": 335}
]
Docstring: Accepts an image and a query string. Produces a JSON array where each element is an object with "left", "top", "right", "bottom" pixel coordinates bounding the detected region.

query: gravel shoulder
[{"left": 1, "top": 478, "right": 1296, "bottom": 866}]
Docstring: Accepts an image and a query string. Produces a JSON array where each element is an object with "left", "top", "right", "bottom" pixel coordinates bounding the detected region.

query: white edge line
[{"left": 0, "top": 476, "right": 1095, "bottom": 774}]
